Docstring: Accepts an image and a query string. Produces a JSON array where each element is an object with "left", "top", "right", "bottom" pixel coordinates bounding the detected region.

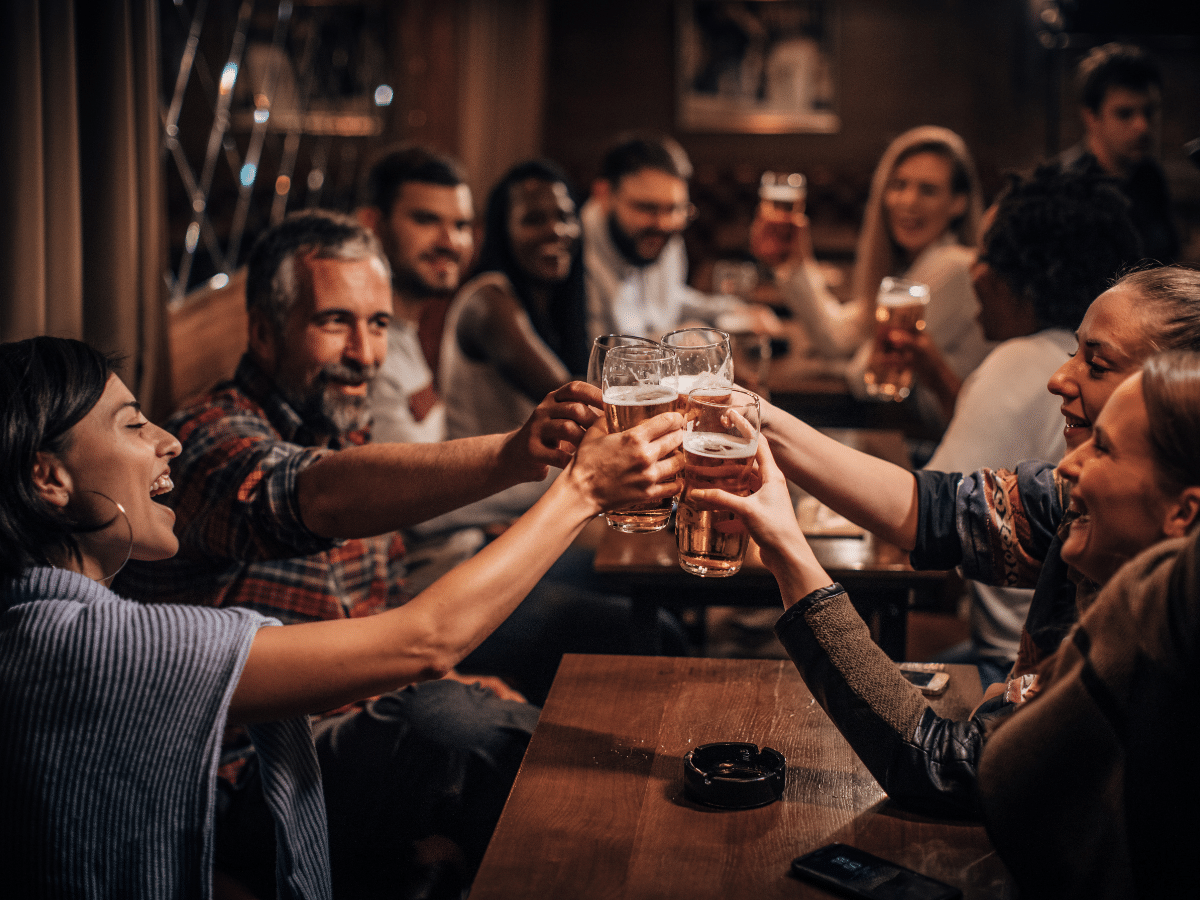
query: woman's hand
[
  {"left": 562, "top": 409, "right": 685, "bottom": 516},
  {"left": 686, "top": 436, "right": 834, "bottom": 603},
  {"left": 750, "top": 203, "right": 814, "bottom": 270}
]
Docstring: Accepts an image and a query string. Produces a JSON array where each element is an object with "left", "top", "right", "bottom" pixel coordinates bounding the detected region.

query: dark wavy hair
[
  {"left": 1142, "top": 350, "right": 1200, "bottom": 496},
  {"left": 598, "top": 131, "right": 693, "bottom": 186},
  {"left": 472, "top": 159, "right": 589, "bottom": 376},
  {"left": 0, "top": 337, "right": 118, "bottom": 583},
  {"left": 981, "top": 164, "right": 1143, "bottom": 331},
  {"left": 361, "top": 144, "right": 467, "bottom": 216}
]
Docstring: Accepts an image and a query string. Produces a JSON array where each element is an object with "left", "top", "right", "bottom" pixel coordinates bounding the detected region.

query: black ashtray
[{"left": 683, "top": 741, "right": 786, "bottom": 809}]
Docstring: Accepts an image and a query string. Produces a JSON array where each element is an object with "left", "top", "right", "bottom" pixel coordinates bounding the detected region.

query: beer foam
[
  {"left": 683, "top": 432, "right": 758, "bottom": 459},
  {"left": 603, "top": 384, "right": 678, "bottom": 406},
  {"left": 877, "top": 283, "right": 930, "bottom": 306}
]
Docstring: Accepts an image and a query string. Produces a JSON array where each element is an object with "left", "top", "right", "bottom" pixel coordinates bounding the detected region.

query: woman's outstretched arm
[{"left": 230, "top": 403, "right": 684, "bottom": 723}]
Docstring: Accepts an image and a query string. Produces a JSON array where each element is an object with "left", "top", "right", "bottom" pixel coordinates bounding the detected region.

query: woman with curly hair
[{"left": 723, "top": 264, "right": 1200, "bottom": 821}]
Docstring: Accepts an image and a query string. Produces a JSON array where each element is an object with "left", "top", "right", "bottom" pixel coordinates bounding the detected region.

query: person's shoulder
[
  {"left": 169, "top": 376, "right": 266, "bottom": 439},
  {"left": 457, "top": 271, "right": 516, "bottom": 307}
]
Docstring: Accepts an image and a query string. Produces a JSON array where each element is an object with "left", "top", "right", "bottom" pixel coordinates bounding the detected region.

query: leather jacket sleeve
[{"left": 774, "top": 583, "right": 1015, "bottom": 819}]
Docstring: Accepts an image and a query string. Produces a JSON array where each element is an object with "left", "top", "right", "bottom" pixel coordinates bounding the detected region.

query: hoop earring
[{"left": 83, "top": 490, "right": 133, "bottom": 584}]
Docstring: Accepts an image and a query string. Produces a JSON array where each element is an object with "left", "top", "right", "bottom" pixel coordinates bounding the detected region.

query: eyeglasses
[{"left": 619, "top": 196, "right": 698, "bottom": 223}]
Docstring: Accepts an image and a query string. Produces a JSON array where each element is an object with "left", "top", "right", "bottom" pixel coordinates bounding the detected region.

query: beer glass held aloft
[
  {"left": 863, "top": 277, "right": 930, "bottom": 401},
  {"left": 753, "top": 172, "right": 807, "bottom": 268},
  {"left": 676, "top": 387, "right": 761, "bottom": 577},
  {"left": 601, "top": 344, "right": 681, "bottom": 533}
]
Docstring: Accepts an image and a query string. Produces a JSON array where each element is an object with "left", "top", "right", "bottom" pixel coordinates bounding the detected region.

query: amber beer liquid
[
  {"left": 863, "top": 279, "right": 930, "bottom": 401},
  {"left": 603, "top": 384, "right": 680, "bottom": 532},
  {"left": 676, "top": 432, "right": 757, "bottom": 576}
]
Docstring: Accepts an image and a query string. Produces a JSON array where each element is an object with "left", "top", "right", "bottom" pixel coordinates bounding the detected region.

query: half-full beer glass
[
  {"left": 676, "top": 387, "right": 760, "bottom": 576},
  {"left": 600, "top": 344, "right": 680, "bottom": 532},
  {"left": 863, "top": 277, "right": 930, "bottom": 401}
]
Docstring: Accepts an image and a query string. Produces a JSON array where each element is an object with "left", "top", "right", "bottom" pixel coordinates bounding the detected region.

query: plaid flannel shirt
[{"left": 118, "top": 354, "right": 410, "bottom": 624}]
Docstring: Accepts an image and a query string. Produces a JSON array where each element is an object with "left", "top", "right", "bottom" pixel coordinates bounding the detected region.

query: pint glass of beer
[
  {"left": 676, "top": 387, "right": 760, "bottom": 577},
  {"left": 600, "top": 344, "right": 680, "bottom": 532},
  {"left": 863, "top": 277, "right": 931, "bottom": 401},
  {"left": 661, "top": 327, "right": 733, "bottom": 404}
]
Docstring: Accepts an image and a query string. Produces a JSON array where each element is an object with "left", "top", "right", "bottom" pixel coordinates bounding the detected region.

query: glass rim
[
  {"left": 660, "top": 327, "right": 731, "bottom": 350},
  {"left": 878, "top": 277, "right": 930, "bottom": 299},
  {"left": 604, "top": 343, "right": 676, "bottom": 361},
  {"left": 685, "top": 385, "right": 760, "bottom": 407},
  {"left": 592, "top": 333, "right": 660, "bottom": 349}
]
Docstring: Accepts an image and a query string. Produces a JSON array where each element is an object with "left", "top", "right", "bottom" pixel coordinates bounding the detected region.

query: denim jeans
[{"left": 216, "top": 679, "right": 538, "bottom": 899}]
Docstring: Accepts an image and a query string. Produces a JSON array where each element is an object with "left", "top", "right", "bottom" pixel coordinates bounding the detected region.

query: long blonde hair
[{"left": 850, "top": 126, "right": 984, "bottom": 307}]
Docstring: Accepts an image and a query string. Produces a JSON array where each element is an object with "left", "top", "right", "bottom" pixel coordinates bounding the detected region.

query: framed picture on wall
[{"left": 677, "top": 0, "right": 839, "bottom": 133}]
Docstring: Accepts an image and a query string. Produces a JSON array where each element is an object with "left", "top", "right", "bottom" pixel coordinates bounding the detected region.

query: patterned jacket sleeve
[{"left": 912, "top": 462, "right": 1065, "bottom": 589}]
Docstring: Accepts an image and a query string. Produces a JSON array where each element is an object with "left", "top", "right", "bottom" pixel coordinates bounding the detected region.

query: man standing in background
[{"left": 1056, "top": 42, "right": 1180, "bottom": 263}]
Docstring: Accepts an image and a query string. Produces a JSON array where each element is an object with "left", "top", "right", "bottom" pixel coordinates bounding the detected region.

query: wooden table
[
  {"left": 592, "top": 430, "right": 955, "bottom": 659},
  {"left": 470, "top": 654, "right": 1013, "bottom": 899}
]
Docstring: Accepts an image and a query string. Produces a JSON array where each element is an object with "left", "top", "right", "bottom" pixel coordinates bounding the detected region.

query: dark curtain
[{"left": 1, "top": 0, "right": 172, "bottom": 417}]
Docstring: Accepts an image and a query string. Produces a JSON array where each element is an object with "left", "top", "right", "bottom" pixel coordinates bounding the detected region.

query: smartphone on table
[
  {"left": 898, "top": 662, "right": 949, "bottom": 696},
  {"left": 791, "top": 843, "right": 962, "bottom": 899}
]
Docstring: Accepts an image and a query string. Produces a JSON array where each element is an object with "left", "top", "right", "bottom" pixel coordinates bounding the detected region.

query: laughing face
[
  {"left": 378, "top": 181, "right": 475, "bottom": 299},
  {"left": 1057, "top": 372, "right": 1178, "bottom": 584},
  {"left": 1047, "top": 285, "right": 1157, "bottom": 451},
  {"left": 262, "top": 253, "right": 393, "bottom": 436},
  {"left": 44, "top": 374, "right": 182, "bottom": 577},
  {"left": 508, "top": 178, "right": 580, "bottom": 284}
]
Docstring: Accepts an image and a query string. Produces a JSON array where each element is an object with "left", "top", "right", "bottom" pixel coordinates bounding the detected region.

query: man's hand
[
  {"left": 564, "top": 409, "right": 685, "bottom": 515},
  {"left": 500, "top": 381, "right": 604, "bottom": 481}
]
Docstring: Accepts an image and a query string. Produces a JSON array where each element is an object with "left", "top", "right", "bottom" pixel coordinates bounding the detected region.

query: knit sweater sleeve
[{"left": 774, "top": 583, "right": 1012, "bottom": 818}]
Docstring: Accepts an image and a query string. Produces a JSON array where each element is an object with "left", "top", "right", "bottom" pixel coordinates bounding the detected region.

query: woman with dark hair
[
  {"left": 439, "top": 159, "right": 588, "bottom": 442},
  {"left": 0, "top": 336, "right": 682, "bottom": 897},
  {"left": 980, "top": 354, "right": 1200, "bottom": 900},
  {"left": 915, "top": 165, "right": 1142, "bottom": 685}
]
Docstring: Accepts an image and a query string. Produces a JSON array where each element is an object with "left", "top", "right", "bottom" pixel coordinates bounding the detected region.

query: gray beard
[{"left": 279, "top": 370, "right": 375, "bottom": 437}]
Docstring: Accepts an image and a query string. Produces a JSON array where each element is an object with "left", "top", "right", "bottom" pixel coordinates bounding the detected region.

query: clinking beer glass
[
  {"left": 676, "top": 387, "right": 760, "bottom": 577},
  {"left": 600, "top": 344, "right": 680, "bottom": 533},
  {"left": 863, "top": 277, "right": 931, "bottom": 401}
]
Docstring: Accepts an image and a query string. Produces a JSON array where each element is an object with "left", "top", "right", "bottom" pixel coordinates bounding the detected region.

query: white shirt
[{"left": 581, "top": 198, "right": 740, "bottom": 341}]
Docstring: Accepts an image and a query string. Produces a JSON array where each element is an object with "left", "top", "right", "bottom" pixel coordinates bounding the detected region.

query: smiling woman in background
[
  {"left": 439, "top": 158, "right": 589, "bottom": 443},
  {"left": 752, "top": 125, "right": 992, "bottom": 432}
]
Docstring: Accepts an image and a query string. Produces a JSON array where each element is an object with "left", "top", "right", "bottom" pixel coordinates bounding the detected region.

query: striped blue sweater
[{"left": 0, "top": 567, "right": 331, "bottom": 899}]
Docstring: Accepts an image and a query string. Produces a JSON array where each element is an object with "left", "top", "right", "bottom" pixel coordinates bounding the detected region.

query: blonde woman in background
[{"left": 753, "top": 125, "right": 992, "bottom": 433}]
